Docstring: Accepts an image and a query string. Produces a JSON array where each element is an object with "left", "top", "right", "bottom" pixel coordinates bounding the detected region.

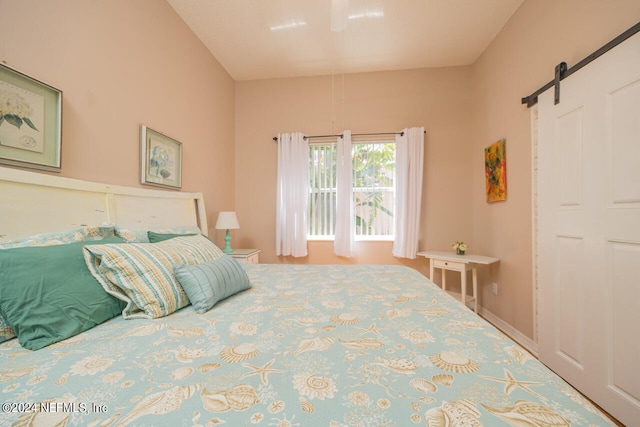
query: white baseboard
[{"left": 479, "top": 307, "right": 538, "bottom": 357}]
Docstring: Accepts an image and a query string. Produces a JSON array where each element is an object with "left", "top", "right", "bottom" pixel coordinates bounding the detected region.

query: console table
[{"left": 417, "top": 251, "right": 499, "bottom": 313}]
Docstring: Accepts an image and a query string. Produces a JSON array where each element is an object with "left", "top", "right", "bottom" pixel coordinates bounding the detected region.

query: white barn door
[{"left": 536, "top": 32, "right": 640, "bottom": 426}]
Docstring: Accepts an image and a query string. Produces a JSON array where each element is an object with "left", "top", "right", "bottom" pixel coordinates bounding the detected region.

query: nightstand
[{"left": 228, "top": 249, "right": 260, "bottom": 264}]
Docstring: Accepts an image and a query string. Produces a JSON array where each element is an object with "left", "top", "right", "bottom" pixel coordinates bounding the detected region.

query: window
[{"left": 308, "top": 141, "right": 395, "bottom": 240}]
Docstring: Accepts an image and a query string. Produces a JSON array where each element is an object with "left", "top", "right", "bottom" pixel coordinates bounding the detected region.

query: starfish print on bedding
[
  {"left": 241, "top": 359, "right": 285, "bottom": 385},
  {"left": 480, "top": 368, "right": 544, "bottom": 398},
  {"left": 357, "top": 323, "right": 383, "bottom": 336}
]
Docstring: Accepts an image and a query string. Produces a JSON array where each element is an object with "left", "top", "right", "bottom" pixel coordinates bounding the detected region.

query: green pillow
[
  {"left": 174, "top": 255, "right": 251, "bottom": 314},
  {"left": 147, "top": 231, "right": 198, "bottom": 243},
  {"left": 0, "top": 237, "right": 126, "bottom": 350}
]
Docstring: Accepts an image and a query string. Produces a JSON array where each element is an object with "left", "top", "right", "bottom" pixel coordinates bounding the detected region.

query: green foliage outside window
[{"left": 308, "top": 142, "right": 395, "bottom": 238}]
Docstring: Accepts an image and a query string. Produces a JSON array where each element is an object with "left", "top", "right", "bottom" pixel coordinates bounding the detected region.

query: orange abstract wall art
[{"left": 485, "top": 139, "right": 507, "bottom": 203}]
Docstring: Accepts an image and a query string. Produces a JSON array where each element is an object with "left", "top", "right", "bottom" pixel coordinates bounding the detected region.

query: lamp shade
[{"left": 215, "top": 212, "right": 240, "bottom": 230}]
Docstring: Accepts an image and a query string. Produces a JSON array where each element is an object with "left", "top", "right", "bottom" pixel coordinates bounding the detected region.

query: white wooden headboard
[{"left": 0, "top": 167, "right": 208, "bottom": 243}]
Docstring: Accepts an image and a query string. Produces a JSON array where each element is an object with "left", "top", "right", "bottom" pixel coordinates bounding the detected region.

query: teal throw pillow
[
  {"left": 174, "top": 255, "right": 251, "bottom": 314},
  {"left": 147, "top": 231, "right": 198, "bottom": 243}
]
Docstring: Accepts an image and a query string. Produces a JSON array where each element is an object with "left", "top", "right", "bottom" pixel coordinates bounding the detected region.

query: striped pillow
[
  {"left": 0, "top": 316, "right": 15, "bottom": 344},
  {"left": 83, "top": 234, "right": 224, "bottom": 319}
]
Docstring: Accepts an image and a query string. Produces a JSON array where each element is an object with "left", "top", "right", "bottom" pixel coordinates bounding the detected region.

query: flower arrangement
[
  {"left": 0, "top": 89, "right": 39, "bottom": 131},
  {"left": 452, "top": 241, "right": 468, "bottom": 255},
  {"left": 150, "top": 145, "right": 171, "bottom": 178}
]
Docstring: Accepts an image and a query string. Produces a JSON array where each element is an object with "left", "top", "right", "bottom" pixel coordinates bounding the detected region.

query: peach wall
[
  {"left": 471, "top": 0, "right": 640, "bottom": 339},
  {"left": 235, "top": 67, "right": 474, "bottom": 277},
  {"left": 0, "top": 0, "right": 235, "bottom": 236}
]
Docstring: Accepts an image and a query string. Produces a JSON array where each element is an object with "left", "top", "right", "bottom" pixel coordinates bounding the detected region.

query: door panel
[
  {"left": 536, "top": 31, "right": 640, "bottom": 425},
  {"left": 557, "top": 107, "right": 584, "bottom": 207},
  {"left": 608, "top": 241, "right": 640, "bottom": 404},
  {"left": 610, "top": 81, "right": 640, "bottom": 205},
  {"left": 554, "top": 235, "right": 584, "bottom": 370}
]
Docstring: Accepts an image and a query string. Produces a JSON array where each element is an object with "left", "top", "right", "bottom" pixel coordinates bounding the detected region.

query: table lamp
[{"left": 215, "top": 212, "right": 240, "bottom": 253}]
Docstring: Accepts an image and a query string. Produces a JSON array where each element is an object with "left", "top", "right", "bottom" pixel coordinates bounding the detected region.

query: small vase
[{"left": 456, "top": 249, "right": 465, "bottom": 255}]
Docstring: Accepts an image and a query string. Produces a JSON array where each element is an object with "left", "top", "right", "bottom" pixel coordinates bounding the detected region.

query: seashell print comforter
[{"left": 0, "top": 264, "right": 615, "bottom": 426}]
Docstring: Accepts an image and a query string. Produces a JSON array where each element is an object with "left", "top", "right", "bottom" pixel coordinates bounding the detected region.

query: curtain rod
[
  {"left": 521, "top": 21, "right": 640, "bottom": 108},
  {"left": 272, "top": 130, "right": 426, "bottom": 142}
]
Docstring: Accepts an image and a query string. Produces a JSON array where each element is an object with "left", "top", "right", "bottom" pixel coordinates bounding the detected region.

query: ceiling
[{"left": 167, "top": 0, "right": 524, "bottom": 81}]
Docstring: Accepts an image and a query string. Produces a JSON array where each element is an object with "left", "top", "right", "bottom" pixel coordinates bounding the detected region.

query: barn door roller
[
  {"left": 554, "top": 62, "right": 567, "bottom": 105},
  {"left": 521, "top": 21, "right": 640, "bottom": 108}
]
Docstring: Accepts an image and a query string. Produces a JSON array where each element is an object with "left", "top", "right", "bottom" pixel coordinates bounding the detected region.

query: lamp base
[{"left": 223, "top": 229, "right": 233, "bottom": 254}]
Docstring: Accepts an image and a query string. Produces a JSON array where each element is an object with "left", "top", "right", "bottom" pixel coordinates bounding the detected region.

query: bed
[{"left": 0, "top": 168, "right": 616, "bottom": 426}]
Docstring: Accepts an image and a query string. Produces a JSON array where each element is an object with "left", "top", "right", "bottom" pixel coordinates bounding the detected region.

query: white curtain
[
  {"left": 276, "top": 132, "right": 309, "bottom": 257},
  {"left": 334, "top": 130, "right": 354, "bottom": 257},
  {"left": 393, "top": 127, "right": 424, "bottom": 259}
]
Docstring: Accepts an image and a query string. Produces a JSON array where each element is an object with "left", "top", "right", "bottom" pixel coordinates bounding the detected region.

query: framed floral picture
[
  {"left": 140, "top": 125, "right": 182, "bottom": 189},
  {"left": 485, "top": 139, "right": 507, "bottom": 202},
  {"left": 0, "top": 63, "right": 62, "bottom": 172}
]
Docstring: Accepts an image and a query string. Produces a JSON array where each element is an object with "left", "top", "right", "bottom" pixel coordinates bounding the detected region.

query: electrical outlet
[{"left": 492, "top": 283, "right": 499, "bottom": 296}]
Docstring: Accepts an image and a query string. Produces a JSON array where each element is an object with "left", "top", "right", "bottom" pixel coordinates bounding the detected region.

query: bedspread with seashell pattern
[{"left": 0, "top": 264, "right": 615, "bottom": 426}]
